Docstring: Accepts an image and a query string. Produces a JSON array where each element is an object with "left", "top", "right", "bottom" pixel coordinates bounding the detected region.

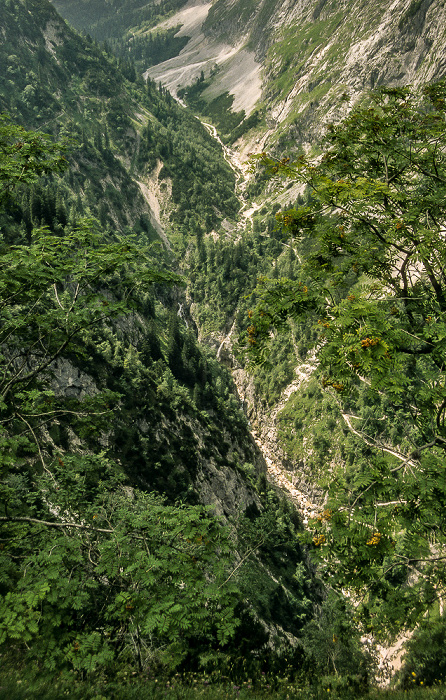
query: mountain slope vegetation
[
  {"left": 243, "top": 82, "right": 446, "bottom": 646},
  {"left": 4, "top": 0, "right": 446, "bottom": 697},
  {"left": 0, "top": 0, "right": 238, "bottom": 240},
  {"left": 66, "top": 0, "right": 446, "bottom": 154},
  {"left": 51, "top": 0, "right": 190, "bottom": 40},
  {"left": 0, "top": 0, "right": 344, "bottom": 693}
]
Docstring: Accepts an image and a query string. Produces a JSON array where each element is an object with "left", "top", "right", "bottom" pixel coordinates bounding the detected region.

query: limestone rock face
[
  {"left": 147, "top": 0, "right": 446, "bottom": 150},
  {"left": 49, "top": 353, "right": 265, "bottom": 522},
  {"left": 195, "top": 458, "right": 261, "bottom": 518},
  {"left": 51, "top": 358, "right": 99, "bottom": 399},
  {"left": 230, "top": 364, "right": 323, "bottom": 521}
]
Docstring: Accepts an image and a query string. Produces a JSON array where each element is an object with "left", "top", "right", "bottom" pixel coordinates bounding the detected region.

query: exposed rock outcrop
[
  {"left": 231, "top": 364, "right": 323, "bottom": 524},
  {"left": 146, "top": 0, "right": 446, "bottom": 153}
]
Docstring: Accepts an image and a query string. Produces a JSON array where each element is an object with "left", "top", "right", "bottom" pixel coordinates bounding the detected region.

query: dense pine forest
[{"left": 2, "top": 0, "right": 446, "bottom": 698}]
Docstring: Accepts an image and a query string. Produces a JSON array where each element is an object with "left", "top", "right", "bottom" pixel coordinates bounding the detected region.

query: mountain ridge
[{"left": 146, "top": 0, "right": 446, "bottom": 151}]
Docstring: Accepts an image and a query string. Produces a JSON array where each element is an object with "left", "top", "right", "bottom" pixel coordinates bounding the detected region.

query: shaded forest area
[{"left": 2, "top": 0, "right": 446, "bottom": 698}]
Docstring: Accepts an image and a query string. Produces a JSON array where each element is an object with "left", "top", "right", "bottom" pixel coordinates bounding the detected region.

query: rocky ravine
[
  {"left": 144, "top": 0, "right": 262, "bottom": 116},
  {"left": 215, "top": 321, "right": 321, "bottom": 523},
  {"left": 146, "top": 0, "right": 446, "bottom": 160},
  {"left": 232, "top": 364, "right": 322, "bottom": 523}
]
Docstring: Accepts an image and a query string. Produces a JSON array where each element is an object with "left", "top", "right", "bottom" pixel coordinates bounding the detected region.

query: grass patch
[{"left": 1, "top": 672, "right": 446, "bottom": 700}]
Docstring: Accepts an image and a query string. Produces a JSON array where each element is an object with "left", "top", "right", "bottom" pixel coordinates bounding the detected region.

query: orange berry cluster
[
  {"left": 361, "top": 336, "right": 381, "bottom": 348},
  {"left": 316, "top": 509, "right": 332, "bottom": 523},
  {"left": 247, "top": 325, "right": 257, "bottom": 345},
  {"left": 322, "top": 377, "right": 345, "bottom": 392},
  {"left": 366, "top": 532, "right": 381, "bottom": 546},
  {"left": 313, "top": 534, "right": 326, "bottom": 547}
]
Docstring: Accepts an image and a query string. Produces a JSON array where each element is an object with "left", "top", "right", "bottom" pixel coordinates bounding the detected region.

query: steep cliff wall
[{"left": 144, "top": 0, "right": 446, "bottom": 151}]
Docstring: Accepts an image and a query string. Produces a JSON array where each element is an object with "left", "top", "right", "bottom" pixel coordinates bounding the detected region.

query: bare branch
[{"left": 0, "top": 515, "right": 113, "bottom": 534}]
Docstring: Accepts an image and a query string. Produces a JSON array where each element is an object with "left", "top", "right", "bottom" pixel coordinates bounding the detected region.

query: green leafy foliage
[
  {"left": 244, "top": 83, "right": 446, "bottom": 635},
  {"left": 301, "top": 592, "right": 372, "bottom": 684},
  {"left": 0, "top": 116, "right": 242, "bottom": 677},
  {"left": 0, "top": 107, "right": 320, "bottom": 685},
  {"left": 0, "top": 213, "right": 178, "bottom": 478},
  {"left": 398, "top": 613, "right": 446, "bottom": 687},
  {"left": 1, "top": 461, "right": 240, "bottom": 674},
  {"left": 0, "top": 114, "right": 68, "bottom": 204}
]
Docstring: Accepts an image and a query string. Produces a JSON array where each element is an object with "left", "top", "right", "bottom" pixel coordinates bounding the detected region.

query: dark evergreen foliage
[{"left": 0, "top": 2, "right": 329, "bottom": 686}]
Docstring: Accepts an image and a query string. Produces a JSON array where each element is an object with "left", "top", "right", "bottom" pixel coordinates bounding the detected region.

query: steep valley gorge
[{"left": 2, "top": 0, "right": 446, "bottom": 696}]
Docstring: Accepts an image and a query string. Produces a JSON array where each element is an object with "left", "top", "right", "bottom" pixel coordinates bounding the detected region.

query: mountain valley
[{"left": 2, "top": 0, "right": 446, "bottom": 697}]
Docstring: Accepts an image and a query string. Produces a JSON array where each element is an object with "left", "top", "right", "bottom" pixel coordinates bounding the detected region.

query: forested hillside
[
  {"left": 0, "top": 0, "right": 238, "bottom": 238},
  {"left": 61, "top": 0, "right": 446, "bottom": 158},
  {"left": 0, "top": 1, "right": 357, "bottom": 697},
  {"left": 51, "top": 0, "right": 189, "bottom": 40},
  {"left": 3, "top": 0, "right": 446, "bottom": 698},
  {"left": 241, "top": 82, "right": 446, "bottom": 677}
]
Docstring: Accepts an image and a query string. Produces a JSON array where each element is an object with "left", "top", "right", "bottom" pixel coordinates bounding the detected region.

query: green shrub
[{"left": 398, "top": 615, "right": 446, "bottom": 687}]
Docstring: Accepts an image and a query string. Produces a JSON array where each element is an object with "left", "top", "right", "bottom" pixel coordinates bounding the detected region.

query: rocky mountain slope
[
  {"left": 47, "top": 0, "right": 446, "bottom": 549},
  {"left": 1, "top": 0, "right": 330, "bottom": 679},
  {"left": 2, "top": 0, "right": 240, "bottom": 240},
  {"left": 149, "top": 0, "right": 446, "bottom": 151},
  {"left": 53, "top": 0, "right": 446, "bottom": 153},
  {"left": 6, "top": 0, "right": 446, "bottom": 689}
]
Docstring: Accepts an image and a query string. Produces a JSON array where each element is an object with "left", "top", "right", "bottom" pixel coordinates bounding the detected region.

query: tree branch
[{"left": 0, "top": 515, "right": 113, "bottom": 533}]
